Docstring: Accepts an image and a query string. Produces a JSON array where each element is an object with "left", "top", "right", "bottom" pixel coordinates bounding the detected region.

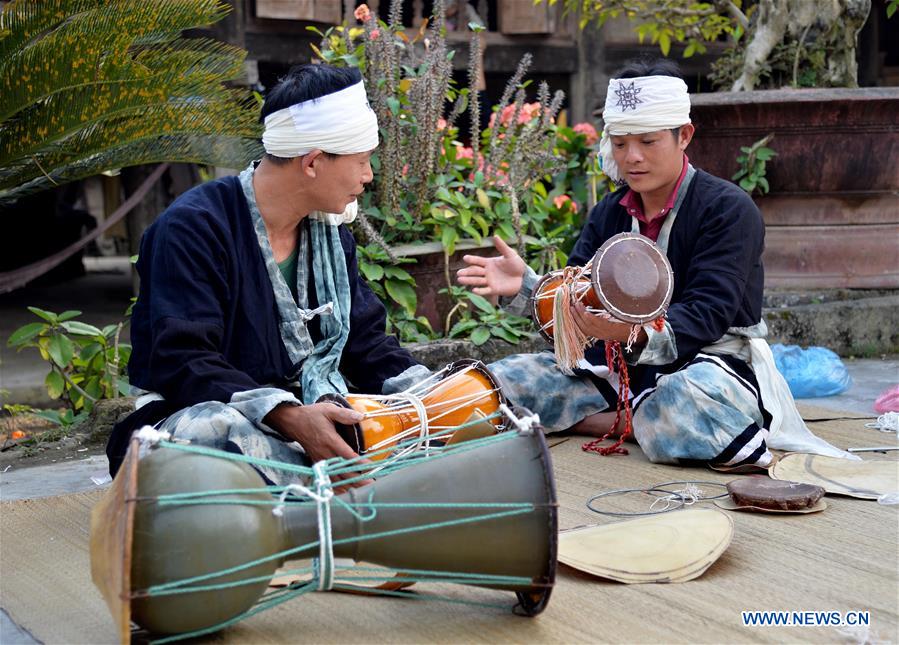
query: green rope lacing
[{"left": 135, "top": 421, "right": 546, "bottom": 644}]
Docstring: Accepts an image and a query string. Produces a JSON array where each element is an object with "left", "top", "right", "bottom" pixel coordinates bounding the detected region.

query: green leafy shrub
[
  {"left": 442, "top": 286, "right": 532, "bottom": 346},
  {"left": 7, "top": 307, "right": 131, "bottom": 427},
  {"left": 733, "top": 134, "right": 777, "bottom": 196},
  {"left": 311, "top": 0, "right": 605, "bottom": 344}
]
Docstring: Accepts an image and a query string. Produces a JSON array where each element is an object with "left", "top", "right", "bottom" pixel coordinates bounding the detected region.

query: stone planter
[
  {"left": 688, "top": 88, "right": 899, "bottom": 289},
  {"left": 406, "top": 334, "right": 550, "bottom": 370},
  {"left": 763, "top": 290, "right": 899, "bottom": 357},
  {"left": 393, "top": 238, "right": 499, "bottom": 333}
]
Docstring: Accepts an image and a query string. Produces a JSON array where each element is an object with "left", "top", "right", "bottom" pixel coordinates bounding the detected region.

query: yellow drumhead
[
  {"left": 771, "top": 453, "right": 899, "bottom": 499},
  {"left": 558, "top": 507, "right": 733, "bottom": 584}
]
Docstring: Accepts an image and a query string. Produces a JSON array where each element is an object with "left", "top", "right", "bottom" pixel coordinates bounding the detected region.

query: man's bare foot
[{"left": 571, "top": 411, "right": 637, "bottom": 443}]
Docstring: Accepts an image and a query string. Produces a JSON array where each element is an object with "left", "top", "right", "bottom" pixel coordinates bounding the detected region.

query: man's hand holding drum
[
  {"left": 264, "top": 402, "right": 374, "bottom": 491},
  {"left": 569, "top": 299, "right": 647, "bottom": 346}
]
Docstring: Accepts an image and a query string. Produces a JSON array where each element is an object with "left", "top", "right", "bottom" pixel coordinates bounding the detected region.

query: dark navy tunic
[
  {"left": 570, "top": 168, "right": 765, "bottom": 382},
  {"left": 108, "top": 176, "right": 418, "bottom": 470}
]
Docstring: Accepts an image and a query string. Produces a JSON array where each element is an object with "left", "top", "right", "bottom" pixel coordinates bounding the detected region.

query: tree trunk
[{"left": 731, "top": 0, "right": 871, "bottom": 91}]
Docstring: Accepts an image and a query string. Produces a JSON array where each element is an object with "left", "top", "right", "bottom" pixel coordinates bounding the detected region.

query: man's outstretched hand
[
  {"left": 265, "top": 401, "right": 372, "bottom": 489},
  {"left": 456, "top": 235, "right": 527, "bottom": 298}
]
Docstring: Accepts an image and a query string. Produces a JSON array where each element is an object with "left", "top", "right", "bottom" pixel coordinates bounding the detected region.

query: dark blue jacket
[
  {"left": 570, "top": 168, "right": 765, "bottom": 377},
  {"left": 108, "top": 176, "right": 418, "bottom": 471}
]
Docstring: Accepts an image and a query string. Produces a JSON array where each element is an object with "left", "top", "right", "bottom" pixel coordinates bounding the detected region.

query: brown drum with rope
[
  {"left": 531, "top": 270, "right": 602, "bottom": 342},
  {"left": 530, "top": 232, "right": 674, "bottom": 342},
  {"left": 322, "top": 359, "right": 508, "bottom": 461}
]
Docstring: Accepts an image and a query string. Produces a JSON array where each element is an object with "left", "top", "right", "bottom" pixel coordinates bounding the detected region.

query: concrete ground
[{"left": 1, "top": 259, "right": 897, "bottom": 643}]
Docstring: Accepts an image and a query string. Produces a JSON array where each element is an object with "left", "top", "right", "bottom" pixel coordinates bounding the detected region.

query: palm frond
[
  {"left": 0, "top": 94, "right": 262, "bottom": 195},
  {"left": 1, "top": 134, "right": 262, "bottom": 203},
  {"left": 0, "top": 1, "right": 232, "bottom": 120},
  {"left": 0, "top": 0, "right": 106, "bottom": 61},
  {"left": 1, "top": 39, "right": 249, "bottom": 165},
  {"left": 0, "top": 0, "right": 258, "bottom": 205}
]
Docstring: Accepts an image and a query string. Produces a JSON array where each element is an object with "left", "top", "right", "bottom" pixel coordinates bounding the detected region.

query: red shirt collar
[{"left": 619, "top": 154, "right": 690, "bottom": 223}]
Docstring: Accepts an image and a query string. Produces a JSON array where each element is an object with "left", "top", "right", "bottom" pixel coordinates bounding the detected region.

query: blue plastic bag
[{"left": 771, "top": 344, "right": 852, "bottom": 398}]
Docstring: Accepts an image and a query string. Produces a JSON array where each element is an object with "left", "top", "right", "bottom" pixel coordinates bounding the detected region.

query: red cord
[{"left": 582, "top": 340, "right": 632, "bottom": 456}]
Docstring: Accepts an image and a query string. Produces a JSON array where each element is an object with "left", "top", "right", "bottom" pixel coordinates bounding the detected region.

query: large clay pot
[{"left": 689, "top": 87, "right": 899, "bottom": 289}]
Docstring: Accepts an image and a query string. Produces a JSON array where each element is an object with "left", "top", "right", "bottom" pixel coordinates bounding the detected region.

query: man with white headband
[
  {"left": 459, "top": 58, "right": 851, "bottom": 468},
  {"left": 107, "top": 65, "right": 430, "bottom": 485}
]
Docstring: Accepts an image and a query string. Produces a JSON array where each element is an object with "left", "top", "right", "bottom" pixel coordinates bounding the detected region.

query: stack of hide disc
[
  {"left": 715, "top": 477, "right": 826, "bottom": 513},
  {"left": 771, "top": 454, "right": 899, "bottom": 500},
  {"left": 558, "top": 508, "right": 733, "bottom": 584}
]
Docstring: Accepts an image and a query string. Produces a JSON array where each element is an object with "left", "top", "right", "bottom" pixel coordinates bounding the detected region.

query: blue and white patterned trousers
[
  {"left": 157, "top": 402, "right": 309, "bottom": 486},
  {"left": 488, "top": 350, "right": 773, "bottom": 468}
]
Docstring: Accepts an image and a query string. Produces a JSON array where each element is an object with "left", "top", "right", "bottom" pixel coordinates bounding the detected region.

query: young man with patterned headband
[
  {"left": 459, "top": 58, "right": 852, "bottom": 468},
  {"left": 107, "top": 65, "right": 430, "bottom": 484}
]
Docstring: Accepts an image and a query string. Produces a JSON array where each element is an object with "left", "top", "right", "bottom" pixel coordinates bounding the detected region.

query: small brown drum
[
  {"left": 531, "top": 232, "right": 673, "bottom": 342},
  {"left": 323, "top": 359, "right": 508, "bottom": 461},
  {"left": 726, "top": 478, "right": 826, "bottom": 511}
]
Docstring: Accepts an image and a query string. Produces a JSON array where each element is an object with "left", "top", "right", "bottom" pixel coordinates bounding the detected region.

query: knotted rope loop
[
  {"left": 298, "top": 302, "right": 334, "bottom": 323},
  {"left": 866, "top": 411, "right": 899, "bottom": 434},
  {"left": 135, "top": 426, "right": 172, "bottom": 446},
  {"left": 500, "top": 404, "right": 539, "bottom": 435},
  {"left": 393, "top": 391, "right": 430, "bottom": 455},
  {"left": 271, "top": 461, "right": 335, "bottom": 591},
  {"left": 582, "top": 341, "right": 633, "bottom": 457}
]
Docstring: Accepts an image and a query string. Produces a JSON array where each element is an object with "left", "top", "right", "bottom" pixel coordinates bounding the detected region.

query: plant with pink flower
[
  {"left": 488, "top": 102, "right": 550, "bottom": 128},
  {"left": 553, "top": 194, "right": 578, "bottom": 212},
  {"left": 353, "top": 3, "right": 372, "bottom": 22},
  {"left": 572, "top": 122, "right": 599, "bottom": 146},
  {"left": 307, "top": 1, "right": 607, "bottom": 345}
]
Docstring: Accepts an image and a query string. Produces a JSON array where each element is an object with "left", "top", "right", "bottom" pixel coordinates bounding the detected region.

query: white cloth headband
[
  {"left": 262, "top": 80, "right": 379, "bottom": 157},
  {"left": 599, "top": 75, "right": 691, "bottom": 184}
]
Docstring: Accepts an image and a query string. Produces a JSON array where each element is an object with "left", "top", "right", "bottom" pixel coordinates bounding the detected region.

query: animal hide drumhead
[
  {"left": 558, "top": 508, "right": 733, "bottom": 584},
  {"left": 722, "top": 477, "right": 826, "bottom": 512},
  {"left": 590, "top": 233, "right": 673, "bottom": 324},
  {"left": 771, "top": 453, "right": 899, "bottom": 500}
]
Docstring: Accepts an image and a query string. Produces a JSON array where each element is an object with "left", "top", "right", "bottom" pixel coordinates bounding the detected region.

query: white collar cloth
[
  {"left": 309, "top": 199, "right": 358, "bottom": 226},
  {"left": 262, "top": 80, "right": 379, "bottom": 158},
  {"left": 599, "top": 75, "right": 691, "bottom": 184}
]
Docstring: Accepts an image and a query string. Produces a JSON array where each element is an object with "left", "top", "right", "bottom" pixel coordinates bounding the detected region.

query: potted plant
[{"left": 309, "top": 0, "right": 606, "bottom": 343}]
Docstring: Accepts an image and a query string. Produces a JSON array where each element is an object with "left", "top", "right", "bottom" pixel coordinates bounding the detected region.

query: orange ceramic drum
[
  {"left": 325, "top": 360, "right": 507, "bottom": 461},
  {"left": 532, "top": 270, "right": 602, "bottom": 342}
]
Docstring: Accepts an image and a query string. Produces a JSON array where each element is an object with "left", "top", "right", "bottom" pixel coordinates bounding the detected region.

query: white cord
[
  {"left": 865, "top": 411, "right": 899, "bottom": 434},
  {"left": 499, "top": 404, "right": 539, "bottom": 434},
  {"left": 649, "top": 483, "right": 704, "bottom": 512},
  {"left": 624, "top": 323, "right": 642, "bottom": 353},
  {"left": 395, "top": 391, "right": 430, "bottom": 456},
  {"left": 271, "top": 461, "right": 335, "bottom": 591},
  {"left": 135, "top": 426, "right": 171, "bottom": 445}
]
